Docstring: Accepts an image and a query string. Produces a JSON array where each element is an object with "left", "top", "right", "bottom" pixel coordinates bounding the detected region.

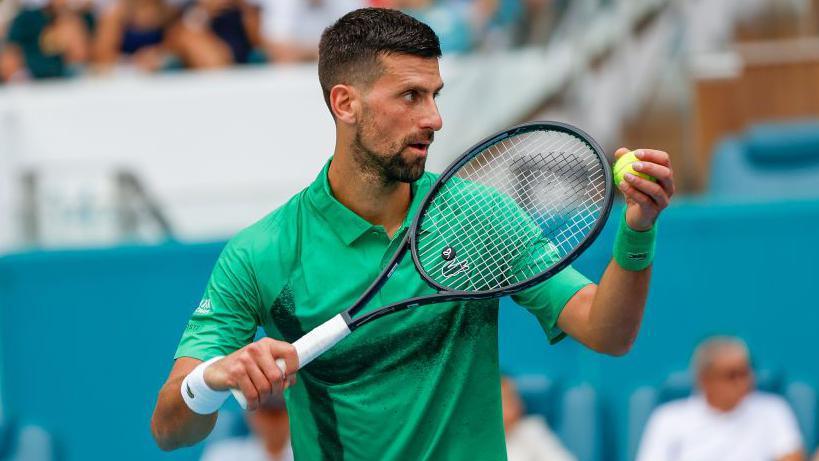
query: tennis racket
[{"left": 232, "top": 121, "right": 613, "bottom": 408}]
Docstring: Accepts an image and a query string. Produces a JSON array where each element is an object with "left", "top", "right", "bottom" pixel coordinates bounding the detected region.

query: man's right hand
[{"left": 204, "top": 338, "right": 299, "bottom": 410}]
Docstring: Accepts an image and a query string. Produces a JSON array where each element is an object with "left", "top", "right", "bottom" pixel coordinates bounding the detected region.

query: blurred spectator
[
  {"left": 258, "top": 0, "right": 362, "bottom": 63},
  {"left": 387, "top": 0, "right": 478, "bottom": 54},
  {"left": 501, "top": 376, "right": 576, "bottom": 461},
  {"left": 92, "top": 0, "right": 175, "bottom": 72},
  {"left": 0, "top": 0, "right": 18, "bottom": 37},
  {"left": 636, "top": 336, "right": 805, "bottom": 461},
  {"left": 201, "top": 394, "right": 292, "bottom": 461},
  {"left": 166, "top": 0, "right": 262, "bottom": 68},
  {"left": 513, "top": 0, "right": 558, "bottom": 46},
  {"left": 1, "top": 0, "right": 93, "bottom": 81}
]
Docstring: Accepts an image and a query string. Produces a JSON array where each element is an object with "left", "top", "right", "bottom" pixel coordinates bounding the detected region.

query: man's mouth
[
  {"left": 408, "top": 142, "right": 428, "bottom": 151},
  {"left": 407, "top": 140, "right": 432, "bottom": 155}
]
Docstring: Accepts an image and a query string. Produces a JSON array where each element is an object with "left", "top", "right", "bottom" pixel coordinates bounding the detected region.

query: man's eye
[{"left": 403, "top": 91, "right": 417, "bottom": 102}]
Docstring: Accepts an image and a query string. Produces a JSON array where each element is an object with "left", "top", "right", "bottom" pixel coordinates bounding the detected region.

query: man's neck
[{"left": 327, "top": 153, "right": 412, "bottom": 238}]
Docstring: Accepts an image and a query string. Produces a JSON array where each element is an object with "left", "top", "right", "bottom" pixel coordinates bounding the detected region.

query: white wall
[
  {"left": 0, "top": 49, "right": 582, "bottom": 250},
  {"left": 1, "top": 0, "right": 720, "bottom": 251}
]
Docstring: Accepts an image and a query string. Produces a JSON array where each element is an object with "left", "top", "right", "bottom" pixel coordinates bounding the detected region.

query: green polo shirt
[{"left": 175, "top": 160, "right": 592, "bottom": 461}]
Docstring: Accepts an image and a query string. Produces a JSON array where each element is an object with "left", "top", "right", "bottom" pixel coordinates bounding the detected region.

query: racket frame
[{"left": 347, "top": 121, "right": 613, "bottom": 330}]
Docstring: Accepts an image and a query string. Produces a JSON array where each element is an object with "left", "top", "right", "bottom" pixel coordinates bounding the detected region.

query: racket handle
[{"left": 231, "top": 314, "right": 351, "bottom": 409}]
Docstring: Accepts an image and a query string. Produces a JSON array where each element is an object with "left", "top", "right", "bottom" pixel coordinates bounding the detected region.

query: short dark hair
[{"left": 318, "top": 8, "right": 442, "bottom": 114}]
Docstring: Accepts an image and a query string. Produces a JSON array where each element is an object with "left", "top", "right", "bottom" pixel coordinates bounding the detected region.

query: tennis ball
[{"left": 613, "top": 151, "right": 656, "bottom": 186}]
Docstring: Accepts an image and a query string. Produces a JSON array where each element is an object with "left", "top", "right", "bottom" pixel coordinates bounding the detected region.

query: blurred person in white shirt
[
  {"left": 502, "top": 376, "right": 576, "bottom": 461},
  {"left": 258, "top": 0, "right": 362, "bottom": 63},
  {"left": 201, "top": 394, "right": 292, "bottom": 461},
  {"left": 636, "top": 336, "right": 804, "bottom": 461}
]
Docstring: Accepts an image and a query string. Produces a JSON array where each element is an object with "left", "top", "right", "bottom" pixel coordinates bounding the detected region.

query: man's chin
[
  {"left": 387, "top": 162, "right": 425, "bottom": 183},
  {"left": 394, "top": 167, "right": 425, "bottom": 183}
]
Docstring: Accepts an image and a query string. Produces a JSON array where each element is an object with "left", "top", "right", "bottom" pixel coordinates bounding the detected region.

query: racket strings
[
  {"left": 415, "top": 129, "right": 607, "bottom": 292},
  {"left": 417, "top": 134, "right": 562, "bottom": 288},
  {"left": 419, "top": 132, "right": 585, "bottom": 289}
]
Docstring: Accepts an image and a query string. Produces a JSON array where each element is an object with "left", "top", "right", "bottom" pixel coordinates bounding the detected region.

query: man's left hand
[{"left": 615, "top": 148, "right": 675, "bottom": 231}]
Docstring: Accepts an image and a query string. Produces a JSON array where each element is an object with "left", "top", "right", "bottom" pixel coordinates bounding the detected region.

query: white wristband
[{"left": 181, "top": 356, "right": 230, "bottom": 415}]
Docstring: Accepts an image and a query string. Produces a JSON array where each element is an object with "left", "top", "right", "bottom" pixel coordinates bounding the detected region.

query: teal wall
[
  {"left": 0, "top": 198, "right": 817, "bottom": 461},
  {"left": 0, "top": 243, "right": 227, "bottom": 461}
]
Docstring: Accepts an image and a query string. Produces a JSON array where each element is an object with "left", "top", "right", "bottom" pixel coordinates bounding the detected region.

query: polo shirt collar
[{"left": 307, "top": 158, "right": 433, "bottom": 246}]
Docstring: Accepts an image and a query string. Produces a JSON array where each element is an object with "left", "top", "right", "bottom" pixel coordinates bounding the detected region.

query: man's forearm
[
  {"left": 586, "top": 259, "right": 651, "bottom": 355},
  {"left": 151, "top": 364, "right": 218, "bottom": 451}
]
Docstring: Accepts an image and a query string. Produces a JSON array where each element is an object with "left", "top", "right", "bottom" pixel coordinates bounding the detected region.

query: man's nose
[{"left": 420, "top": 98, "right": 443, "bottom": 132}]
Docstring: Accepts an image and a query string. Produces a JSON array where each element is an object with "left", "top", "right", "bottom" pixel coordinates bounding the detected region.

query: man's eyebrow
[{"left": 401, "top": 83, "right": 445, "bottom": 95}]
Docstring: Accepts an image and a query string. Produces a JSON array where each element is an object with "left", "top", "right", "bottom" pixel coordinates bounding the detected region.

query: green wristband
[{"left": 613, "top": 210, "right": 657, "bottom": 271}]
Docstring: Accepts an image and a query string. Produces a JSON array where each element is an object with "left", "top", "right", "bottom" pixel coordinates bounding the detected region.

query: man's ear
[{"left": 329, "top": 84, "right": 360, "bottom": 125}]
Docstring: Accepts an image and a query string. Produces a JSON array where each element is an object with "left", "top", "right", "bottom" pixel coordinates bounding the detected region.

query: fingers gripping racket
[{"left": 232, "top": 121, "right": 613, "bottom": 408}]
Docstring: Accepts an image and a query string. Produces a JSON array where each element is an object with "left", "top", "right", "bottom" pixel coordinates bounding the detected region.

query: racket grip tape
[{"left": 231, "top": 313, "right": 351, "bottom": 409}]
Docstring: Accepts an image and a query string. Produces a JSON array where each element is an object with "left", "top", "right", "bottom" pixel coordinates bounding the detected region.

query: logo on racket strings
[
  {"left": 442, "top": 259, "right": 469, "bottom": 278},
  {"left": 439, "top": 246, "right": 469, "bottom": 278}
]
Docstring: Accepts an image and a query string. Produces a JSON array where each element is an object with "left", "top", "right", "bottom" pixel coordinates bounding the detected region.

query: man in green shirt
[{"left": 151, "top": 7, "right": 676, "bottom": 460}]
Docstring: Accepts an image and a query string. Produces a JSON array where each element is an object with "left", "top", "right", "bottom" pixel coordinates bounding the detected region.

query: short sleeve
[
  {"left": 511, "top": 265, "right": 591, "bottom": 344},
  {"left": 174, "top": 239, "right": 262, "bottom": 361},
  {"left": 498, "top": 186, "right": 592, "bottom": 343}
]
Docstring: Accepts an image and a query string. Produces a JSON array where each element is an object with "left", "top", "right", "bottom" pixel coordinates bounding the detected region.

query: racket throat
[{"left": 348, "top": 291, "right": 471, "bottom": 330}]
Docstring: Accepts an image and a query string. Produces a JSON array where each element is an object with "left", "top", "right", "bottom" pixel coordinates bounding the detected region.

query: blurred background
[{"left": 0, "top": 0, "right": 818, "bottom": 460}]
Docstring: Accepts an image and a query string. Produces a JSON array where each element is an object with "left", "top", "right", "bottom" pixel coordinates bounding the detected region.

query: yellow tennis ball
[{"left": 613, "top": 151, "right": 656, "bottom": 186}]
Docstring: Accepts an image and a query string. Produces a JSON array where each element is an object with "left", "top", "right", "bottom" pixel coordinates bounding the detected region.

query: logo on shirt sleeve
[{"left": 194, "top": 299, "right": 213, "bottom": 315}]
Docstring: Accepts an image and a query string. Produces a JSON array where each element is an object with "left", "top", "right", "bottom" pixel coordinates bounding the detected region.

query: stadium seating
[
  {"left": 0, "top": 424, "right": 56, "bottom": 461},
  {"left": 514, "top": 373, "right": 559, "bottom": 425},
  {"left": 709, "top": 120, "right": 819, "bottom": 199},
  {"left": 513, "top": 375, "right": 602, "bottom": 461},
  {"left": 558, "top": 384, "right": 602, "bottom": 461},
  {"left": 786, "top": 382, "right": 818, "bottom": 452}
]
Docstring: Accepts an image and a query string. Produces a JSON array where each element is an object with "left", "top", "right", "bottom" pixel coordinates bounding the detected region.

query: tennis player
[{"left": 151, "top": 7, "right": 675, "bottom": 459}]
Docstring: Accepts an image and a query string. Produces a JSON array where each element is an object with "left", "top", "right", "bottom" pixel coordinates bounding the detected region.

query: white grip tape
[
  {"left": 292, "top": 314, "right": 351, "bottom": 368},
  {"left": 231, "top": 314, "right": 351, "bottom": 409}
]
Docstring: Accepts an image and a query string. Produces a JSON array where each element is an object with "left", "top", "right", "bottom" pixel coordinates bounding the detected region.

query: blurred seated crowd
[{"left": 0, "top": 0, "right": 561, "bottom": 83}]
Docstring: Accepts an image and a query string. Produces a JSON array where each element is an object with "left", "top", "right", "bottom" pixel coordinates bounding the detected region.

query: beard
[{"left": 352, "top": 110, "right": 432, "bottom": 185}]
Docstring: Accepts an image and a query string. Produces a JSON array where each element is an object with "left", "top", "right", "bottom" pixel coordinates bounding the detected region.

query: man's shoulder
[
  {"left": 224, "top": 188, "right": 308, "bottom": 259},
  {"left": 744, "top": 391, "right": 794, "bottom": 415},
  {"left": 652, "top": 396, "right": 703, "bottom": 421}
]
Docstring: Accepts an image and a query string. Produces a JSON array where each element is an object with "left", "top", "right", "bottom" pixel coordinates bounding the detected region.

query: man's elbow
[
  {"left": 603, "top": 341, "right": 634, "bottom": 357},
  {"left": 151, "top": 412, "right": 187, "bottom": 452},
  {"left": 592, "top": 336, "right": 636, "bottom": 357},
  {"left": 151, "top": 417, "right": 174, "bottom": 451}
]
